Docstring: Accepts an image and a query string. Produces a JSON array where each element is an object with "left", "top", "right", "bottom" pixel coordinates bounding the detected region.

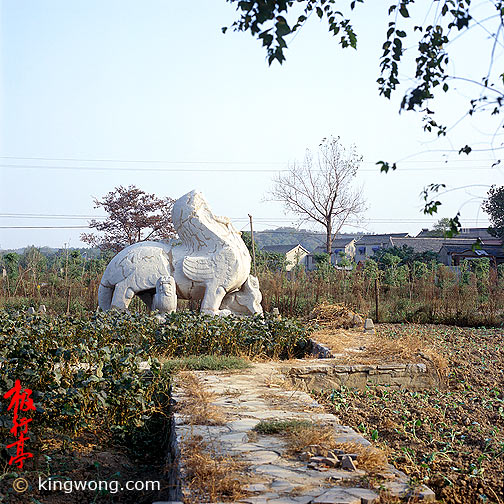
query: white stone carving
[
  {"left": 220, "top": 275, "right": 263, "bottom": 316},
  {"left": 98, "top": 190, "right": 262, "bottom": 316},
  {"left": 152, "top": 275, "right": 177, "bottom": 314}
]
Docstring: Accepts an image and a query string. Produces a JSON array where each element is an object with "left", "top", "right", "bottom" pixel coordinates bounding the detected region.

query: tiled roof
[
  {"left": 355, "top": 233, "right": 409, "bottom": 245},
  {"left": 390, "top": 237, "right": 476, "bottom": 254},
  {"left": 441, "top": 244, "right": 504, "bottom": 257},
  {"left": 261, "top": 244, "right": 306, "bottom": 254},
  {"left": 416, "top": 227, "right": 495, "bottom": 239},
  {"left": 312, "top": 238, "right": 355, "bottom": 254}
]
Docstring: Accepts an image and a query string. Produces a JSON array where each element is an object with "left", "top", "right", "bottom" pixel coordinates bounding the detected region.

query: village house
[
  {"left": 438, "top": 244, "right": 504, "bottom": 266},
  {"left": 354, "top": 233, "right": 409, "bottom": 263},
  {"left": 306, "top": 238, "right": 356, "bottom": 270},
  {"left": 260, "top": 244, "right": 309, "bottom": 271}
]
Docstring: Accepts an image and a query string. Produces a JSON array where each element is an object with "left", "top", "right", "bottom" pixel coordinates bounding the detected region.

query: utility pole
[
  {"left": 248, "top": 214, "right": 257, "bottom": 277},
  {"left": 64, "top": 243, "right": 71, "bottom": 315}
]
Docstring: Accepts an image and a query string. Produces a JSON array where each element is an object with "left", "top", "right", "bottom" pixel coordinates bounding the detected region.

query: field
[
  {"left": 0, "top": 310, "right": 308, "bottom": 503},
  {"left": 0, "top": 258, "right": 503, "bottom": 503},
  {"left": 317, "top": 324, "right": 504, "bottom": 504}
]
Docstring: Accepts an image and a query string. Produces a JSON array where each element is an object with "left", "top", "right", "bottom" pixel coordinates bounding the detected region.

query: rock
[
  {"left": 364, "top": 318, "right": 375, "bottom": 334},
  {"left": 328, "top": 449, "right": 345, "bottom": 458},
  {"left": 416, "top": 486, "right": 437, "bottom": 502},
  {"left": 341, "top": 455, "right": 357, "bottom": 471},
  {"left": 307, "top": 444, "right": 327, "bottom": 456},
  {"left": 38, "top": 305, "right": 47, "bottom": 314},
  {"left": 338, "top": 453, "right": 358, "bottom": 460},
  {"left": 320, "top": 456, "right": 339, "bottom": 468},
  {"left": 27, "top": 307, "right": 35, "bottom": 315}
]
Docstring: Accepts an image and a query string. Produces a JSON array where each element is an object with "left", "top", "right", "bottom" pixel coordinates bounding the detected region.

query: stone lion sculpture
[{"left": 98, "top": 190, "right": 263, "bottom": 316}]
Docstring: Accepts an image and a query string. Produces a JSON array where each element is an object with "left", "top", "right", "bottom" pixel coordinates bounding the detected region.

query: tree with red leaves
[{"left": 81, "top": 185, "right": 176, "bottom": 253}]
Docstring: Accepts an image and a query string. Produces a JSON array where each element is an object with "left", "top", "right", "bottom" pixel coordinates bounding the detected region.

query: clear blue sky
[{"left": 1, "top": 0, "right": 501, "bottom": 249}]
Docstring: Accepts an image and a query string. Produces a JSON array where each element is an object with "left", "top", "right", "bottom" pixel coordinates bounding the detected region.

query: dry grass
[
  {"left": 283, "top": 423, "right": 388, "bottom": 473},
  {"left": 311, "top": 326, "right": 369, "bottom": 355},
  {"left": 366, "top": 333, "right": 449, "bottom": 382},
  {"left": 310, "top": 324, "right": 449, "bottom": 383},
  {"left": 308, "top": 302, "right": 364, "bottom": 329},
  {"left": 333, "top": 442, "right": 388, "bottom": 473},
  {"left": 180, "top": 434, "right": 244, "bottom": 503},
  {"left": 175, "top": 372, "right": 225, "bottom": 425},
  {"left": 284, "top": 423, "right": 337, "bottom": 453}
]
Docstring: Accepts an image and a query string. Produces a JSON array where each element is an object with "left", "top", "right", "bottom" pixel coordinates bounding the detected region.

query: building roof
[
  {"left": 355, "top": 233, "right": 409, "bottom": 245},
  {"left": 312, "top": 238, "right": 355, "bottom": 254},
  {"left": 440, "top": 244, "right": 504, "bottom": 258},
  {"left": 260, "top": 244, "right": 308, "bottom": 254},
  {"left": 390, "top": 237, "right": 477, "bottom": 254},
  {"left": 416, "top": 227, "right": 495, "bottom": 239}
]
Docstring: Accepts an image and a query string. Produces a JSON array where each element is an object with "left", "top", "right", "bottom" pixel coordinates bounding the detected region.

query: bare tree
[
  {"left": 81, "top": 185, "right": 176, "bottom": 253},
  {"left": 270, "top": 137, "right": 365, "bottom": 255}
]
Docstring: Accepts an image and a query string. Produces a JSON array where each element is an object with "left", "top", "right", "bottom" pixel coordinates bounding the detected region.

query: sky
[{"left": 1, "top": 0, "right": 502, "bottom": 250}]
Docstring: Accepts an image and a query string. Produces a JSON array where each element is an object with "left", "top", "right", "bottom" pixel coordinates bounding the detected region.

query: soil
[{"left": 315, "top": 324, "right": 504, "bottom": 504}]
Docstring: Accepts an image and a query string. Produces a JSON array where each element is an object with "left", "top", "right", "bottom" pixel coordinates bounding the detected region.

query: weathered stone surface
[
  {"left": 245, "top": 450, "right": 280, "bottom": 464},
  {"left": 284, "top": 359, "right": 437, "bottom": 392},
  {"left": 267, "top": 498, "right": 310, "bottom": 504},
  {"left": 312, "top": 488, "right": 361, "bottom": 504},
  {"left": 344, "top": 487, "right": 380, "bottom": 503},
  {"left": 227, "top": 419, "right": 260, "bottom": 431},
  {"left": 293, "top": 497, "right": 319, "bottom": 504},
  {"left": 243, "top": 483, "right": 269, "bottom": 493},
  {"left": 175, "top": 424, "right": 230, "bottom": 439},
  {"left": 333, "top": 435, "right": 371, "bottom": 446},
  {"left": 98, "top": 190, "right": 262, "bottom": 316},
  {"left": 252, "top": 465, "right": 306, "bottom": 481},
  {"left": 237, "top": 497, "right": 270, "bottom": 504},
  {"left": 269, "top": 480, "right": 297, "bottom": 492},
  {"left": 220, "top": 432, "right": 250, "bottom": 444}
]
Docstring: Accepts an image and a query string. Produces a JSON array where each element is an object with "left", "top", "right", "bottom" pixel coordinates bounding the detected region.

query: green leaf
[{"left": 376, "top": 160, "right": 397, "bottom": 173}]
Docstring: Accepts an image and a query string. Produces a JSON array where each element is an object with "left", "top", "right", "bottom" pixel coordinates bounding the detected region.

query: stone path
[{"left": 171, "top": 362, "right": 436, "bottom": 504}]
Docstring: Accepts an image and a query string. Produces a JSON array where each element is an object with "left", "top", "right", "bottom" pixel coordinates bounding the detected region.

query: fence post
[{"left": 374, "top": 277, "right": 379, "bottom": 323}]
